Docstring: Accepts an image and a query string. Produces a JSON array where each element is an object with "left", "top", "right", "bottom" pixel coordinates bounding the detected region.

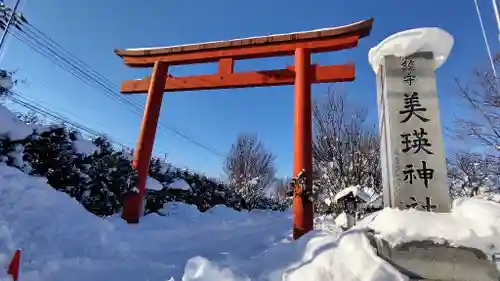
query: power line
[
  {"left": 0, "top": 0, "right": 25, "bottom": 62},
  {"left": 7, "top": 92, "right": 132, "bottom": 149},
  {"left": 473, "top": 0, "right": 498, "bottom": 81},
  {"left": 492, "top": 0, "right": 500, "bottom": 42},
  {"left": 1, "top": 10, "right": 224, "bottom": 157},
  {"left": 0, "top": 0, "right": 20, "bottom": 52}
]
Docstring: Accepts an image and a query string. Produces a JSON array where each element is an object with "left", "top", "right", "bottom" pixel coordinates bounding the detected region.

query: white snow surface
[
  {"left": 359, "top": 198, "right": 500, "bottom": 260},
  {"left": 0, "top": 161, "right": 499, "bottom": 280},
  {"left": 364, "top": 194, "right": 383, "bottom": 209},
  {"left": 168, "top": 178, "right": 192, "bottom": 191},
  {"left": 334, "top": 185, "right": 371, "bottom": 203},
  {"left": 0, "top": 105, "right": 32, "bottom": 141},
  {"left": 124, "top": 20, "right": 368, "bottom": 52},
  {"left": 71, "top": 132, "right": 99, "bottom": 156},
  {"left": 146, "top": 177, "right": 164, "bottom": 191},
  {"left": 0, "top": 163, "right": 409, "bottom": 281},
  {"left": 26, "top": 123, "right": 51, "bottom": 135},
  {"left": 0, "top": 75, "right": 13, "bottom": 91},
  {"left": 368, "top": 27, "right": 454, "bottom": 73},
  {"left": 334, "top": 212, "right": 348, "bottom": 228}
]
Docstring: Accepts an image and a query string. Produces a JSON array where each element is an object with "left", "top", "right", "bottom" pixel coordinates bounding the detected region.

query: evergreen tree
[
  {"left": 84, "top": 136, "right": 137, "bottom": 216},
  {"left": 23, "top": 126, "right": 90, "bottom": 199}
]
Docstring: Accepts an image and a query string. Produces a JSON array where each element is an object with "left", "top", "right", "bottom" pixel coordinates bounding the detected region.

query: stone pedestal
[{"left": 366, "top": 233, "right": 500, "bottom": 281}]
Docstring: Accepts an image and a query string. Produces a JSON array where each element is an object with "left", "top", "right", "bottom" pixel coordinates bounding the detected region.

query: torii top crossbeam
[
  {"left": 116, "top": 19, "right": 372, "bottom": 67},
  {"left": 116, "top": 19, "right": 373, "bottom": 94}
]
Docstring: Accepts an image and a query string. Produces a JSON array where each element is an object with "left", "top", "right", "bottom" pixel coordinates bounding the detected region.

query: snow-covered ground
[
  {"left": 0, "top": 162, "right": 405, "bottom": 281},
  {"left": 1, "top": 161, "right": 499, "bottom": 281}
]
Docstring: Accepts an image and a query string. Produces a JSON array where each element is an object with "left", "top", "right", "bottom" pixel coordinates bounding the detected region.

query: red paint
[
  {"left": 118, "top": 35, "right": 363, "bottom": 67},
  {"left": 7, "top": 249, "right": 20, "bottom": 281},
  {"left": 292, "top": 48, "right": 314, "bottom": 240},
  {"left": 122, "top": 62, "right": 168, "bottom": 223},
  {"left": 120, "top": 64, "right": 355, "bottom": 94}
]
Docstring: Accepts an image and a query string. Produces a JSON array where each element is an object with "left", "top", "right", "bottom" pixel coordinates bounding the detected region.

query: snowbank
[
  {"left": 146, "top": 177, "right": 164, "bottom": 191},
  {"left": 334, "top": 185, "right": 371, "bottom": 203},
  {"left": 0, "top": 163, "right": 291, "bottom": 281},
  {"left": 26, "top": 123, "right": 51, "bottom": 135},
  {"left": 168, "top": 178, "right": 191, "bottom": 191},
  {"left": 0, "top": 105, "right": 32, "bottom": 141},
  {"left": 0, "top": 74, "right": 13, "bottom": 91},
  {"left": 71, "top": 132, "right": 99, "bottom": 156},
  {"left": 182, "top": 229, "right": 406, "bottom": 281},
  {"left": 1, "top": 158, "right": 500, "bottom": 280},
  {"left": 0, "top": 163, "right": 124, "bottom": 280},
  {"left": 362, "top": 198, "right": 500, "bottom": 259}
]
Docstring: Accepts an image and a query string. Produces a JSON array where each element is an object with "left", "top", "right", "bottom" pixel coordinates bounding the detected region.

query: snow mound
[
  {"left": 368, "top": 27, "right": 454, "bottom": 73},
  {"left": 0, "top": 163, "right": 292, "bottom": 281},
  {"left": 146, "top": 177, "right": 164, "bottom": 191},
  {"left": 364, "top": 194, "right": 383, "bottom": 209},
  {"left": 314, "top": 214, "right": 339, "bottom": 233},
  {"left": 183, "top": 230, "right": 407, "bottom": 281},
  {"left": 363, "top": 198, "right": 500, "bottom": 259},
  {"left": 158, "top": 202, "right": 202, "bottom": 219},
  {"left": 26, "top": 123, "right": 51, "bottom": 135},
  {"left": 0, "top": 74, "right": 13, "bottom": 91},
  {"left": 0, "top": 163, "right": 125, "bottom": 280},
  {"left": 0, "top": 105, "right": 32, "bottom": 141},
  {"left": 168, "top": 178, "right": 191, "bottom": 191},
  {"left": 334, "top": 185, "right": 371, "bottom": 203},
  {"left": 334, "top": 212, "right": 348, "bottom": 228},
  {"left": 71, "top": 132, "right": 99, "bottom": 156}
]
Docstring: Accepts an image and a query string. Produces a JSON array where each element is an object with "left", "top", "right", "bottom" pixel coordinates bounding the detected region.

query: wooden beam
[
  {"left": 119, "top": 36, "right": 359, "bottom": 67},
  {"left": 218, "top": 58, "right": 234, "bottom": 75},
  {"left": 116, "top": 19, "right": 373, "bottom": 57},
  {"left": 120, "top": 63, "right": 355, "bottom": 93}
]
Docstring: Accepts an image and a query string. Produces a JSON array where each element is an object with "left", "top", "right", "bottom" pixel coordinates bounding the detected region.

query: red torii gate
[{"left": 115, "top": 18, "right": 373, "bottom": 240}]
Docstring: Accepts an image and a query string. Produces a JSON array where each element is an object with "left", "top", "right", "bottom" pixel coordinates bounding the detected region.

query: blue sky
[{"left": 1, "top": 0, "right": 499, "bottom": 178}]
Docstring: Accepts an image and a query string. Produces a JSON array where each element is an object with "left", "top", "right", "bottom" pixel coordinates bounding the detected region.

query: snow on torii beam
[{"left": 115, "top": 18, "right": 373, "bottom": 240}]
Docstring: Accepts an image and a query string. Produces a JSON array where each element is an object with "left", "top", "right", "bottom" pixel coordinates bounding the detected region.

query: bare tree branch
[
  {"left": 452, "top": 54, "right": 500, "bottom": 153},
  {"left": 312, "top": 87, "right": 381, "bottom": 211},
  {"left": 449, "top": 53, "right": 500, "bottom": 198}
]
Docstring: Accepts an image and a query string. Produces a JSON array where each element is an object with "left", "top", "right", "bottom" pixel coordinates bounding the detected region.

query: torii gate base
[{"left": 116, "top": 19, "right": 373, "bottom": 240}]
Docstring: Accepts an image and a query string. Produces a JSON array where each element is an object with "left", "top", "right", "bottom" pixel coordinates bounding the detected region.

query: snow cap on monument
[{"left": 368, "top": 27, "right": 454, "bottom": 73}]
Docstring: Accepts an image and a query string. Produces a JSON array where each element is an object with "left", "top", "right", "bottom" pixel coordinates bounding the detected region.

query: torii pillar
[{"left": 115, "top": 18, "right": 373, "bottom": 240}]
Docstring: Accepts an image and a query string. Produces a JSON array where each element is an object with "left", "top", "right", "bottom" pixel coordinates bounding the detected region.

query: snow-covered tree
[
  {"left": 312, "top": 87, "right": 381, "bottom": 212},
  {"left": 224, "top": 133, "right": 276, "bottom": 204},
  {"left": 23, "top": 127, "right": 88, "bottom": 195},
  {"left": 84, "top": 136, "right": 137, "bottom": 215},
  {"left": 1, "top": 106, "right": 285, "bottom": 217},
  {"left": 17, "top": 110, "right": 43, "bottom": 124},
  {"left": 0, "top": 69, "right": 17, "bottom": 97}
]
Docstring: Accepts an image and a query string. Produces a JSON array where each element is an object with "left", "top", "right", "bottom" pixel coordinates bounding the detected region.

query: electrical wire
[
  {"left": 2, "top": 12, "right": 224, "bottom": 157},
  {"left": 18, "top": 22, "right": 223, "bottom": 156},
  {"left": 473, "top": 0, "right": 498, "bottom": 80},
  {"left": 492, "top": 0, "right": 500, "bottom": 42},
  {"left": 0, "top": 0, "right": 20, "bottom": 58},
  {"left": 0, "top": 0, "right": 25, "bottom": 62},
  {"left": 7, "top": 92, "right": 132, "bottom": 149}
]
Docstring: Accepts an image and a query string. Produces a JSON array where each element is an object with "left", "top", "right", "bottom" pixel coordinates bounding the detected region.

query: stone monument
[{"left": 369, "top": 28, "right": 453, "bottom": 213}]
